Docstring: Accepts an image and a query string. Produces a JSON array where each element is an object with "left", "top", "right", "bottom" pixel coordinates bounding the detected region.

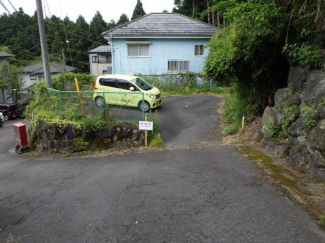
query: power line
[
  {"left": 7, "top": 0, "right": 17, "bottom": 12},
  {"left": 47, "top": 18, "right": 104, "bottom": 46},
  {"left": 2, "top": 45, "right": 41, "bottom": 61},
  {"left": 57, "top": 0, "right": 73, "bottom": 67},
  {"left": 45, "top": 0, "right": 51, "bottom": 17},
  {"left": 0, "top": 0, "right": 11, "bottom": 14},
  {"left": 1, "top": 0, "right": 41, "bottom": 41},
  {"left": 52, "top": 53, "right": 90, "bottom": 66}
]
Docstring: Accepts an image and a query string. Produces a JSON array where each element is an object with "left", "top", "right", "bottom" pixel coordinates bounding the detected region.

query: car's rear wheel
[
  {"left": 95, "top": 96, "right": 104, "bottom": 107},
  {"left": 3, "top": 116, "right": 8, "bottom": 121},
  {"left": 138, "top": 101, "right": 150, "bottom": 112}
]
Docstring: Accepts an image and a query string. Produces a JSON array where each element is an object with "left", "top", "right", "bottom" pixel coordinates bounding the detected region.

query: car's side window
[
  {"left": 99, "top": 78, "right": 116, "bottom": 87},
  {"left": 116, "top": 79, "right": 138, "bottom": 91}
]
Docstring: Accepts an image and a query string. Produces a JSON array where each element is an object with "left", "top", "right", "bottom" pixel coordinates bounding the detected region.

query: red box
[{"left": 13, "top": 123, "right": 28, "bottom": 147}]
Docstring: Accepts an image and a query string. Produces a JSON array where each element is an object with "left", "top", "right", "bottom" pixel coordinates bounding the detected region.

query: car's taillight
[
  {"left": 94, "top": 79, "right": 97, "bottom": 90},
  {"left": 8, "top": 111, "right": 11, "bottom": 115}
]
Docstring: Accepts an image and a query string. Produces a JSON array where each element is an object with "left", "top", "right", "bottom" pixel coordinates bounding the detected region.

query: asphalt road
[{"left": 0, "top": 95, "right": 325, "bottom": 243}]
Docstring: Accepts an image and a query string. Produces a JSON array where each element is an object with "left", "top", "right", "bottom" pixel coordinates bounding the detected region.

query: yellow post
[
  {"left": 74, "top": 77, "right": 85, "bottom": 117},
  {"left": 145, "top": 114, "right": 148, "bottom": 147}
]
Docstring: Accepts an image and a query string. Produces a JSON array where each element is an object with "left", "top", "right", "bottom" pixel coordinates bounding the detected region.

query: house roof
[
  {"left": 102, "top": 13, "right": 218, "bottom": 38},
  {"left": 23, "top": 61, "right": 76, "bottom": 74},
  {"left": 0, "top": 52, "right": 15, "bottom": 57},
  {"left": 89, "top": 45, "right": 111, "bottom": 53}
]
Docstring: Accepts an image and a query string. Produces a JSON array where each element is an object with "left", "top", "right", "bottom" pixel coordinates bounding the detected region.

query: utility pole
[
  {"left": 35, "top": 0, "right": 52, "bottom": 87},
  {"left": 62, "top": 49, "right": 65, "bottom": 72}
]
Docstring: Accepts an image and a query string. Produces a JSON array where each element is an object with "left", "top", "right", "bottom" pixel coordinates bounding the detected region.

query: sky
[{"left": 0, "top": 0, "right": 175, "bottom": 23}]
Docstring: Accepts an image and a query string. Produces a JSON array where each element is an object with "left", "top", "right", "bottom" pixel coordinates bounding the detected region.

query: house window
[
  {"left": 168, "top": 60, "right": 190, "bottom": 72},
  {"left": 102, "top": 70, "right": 107, "bottom": 74},
  {"left": 195, "top": 45, "right": 204, "bottom": 56},
  {"left": 127, "top": 44, "right": 150, "bottom": 57},
  {"left": 30, "top": 75, "right": 36, "bottom": 80},
  {"left": 92, "top": 56, "right": 98, "bottom": 63}
]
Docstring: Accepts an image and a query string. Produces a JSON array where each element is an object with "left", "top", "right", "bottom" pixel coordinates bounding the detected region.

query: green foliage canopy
[{"left": 131, "top": 0, "right": 146, "bottom": 20}]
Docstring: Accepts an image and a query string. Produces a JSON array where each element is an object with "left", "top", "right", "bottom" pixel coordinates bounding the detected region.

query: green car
[{"left": 93, "top": 75, "right": 162, "bottom": 112}]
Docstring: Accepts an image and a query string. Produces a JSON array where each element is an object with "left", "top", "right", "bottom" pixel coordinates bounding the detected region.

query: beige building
[{"left": 89, "top": 45, "right": 112, "bottom": 76}]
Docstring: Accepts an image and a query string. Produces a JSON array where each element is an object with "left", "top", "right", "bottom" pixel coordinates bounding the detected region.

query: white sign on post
[{"left": 139, "top": 121, "right": 153, "bottom": 131}]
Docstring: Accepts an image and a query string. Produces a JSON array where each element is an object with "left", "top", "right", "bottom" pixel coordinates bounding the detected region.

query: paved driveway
[{"left": 0, "top": 95, "right": 324, "bottom": 243}]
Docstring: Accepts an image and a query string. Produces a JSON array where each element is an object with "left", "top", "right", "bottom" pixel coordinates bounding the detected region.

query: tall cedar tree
[
  {"left": 89, "top": 11, "right": 107, "bottom": 48},
  {"left": 68, "top": 16, "right": 91, "bottom": 72},
  {"left": 116, "top": 14, "right": 129, "bottom": 26},
  {"left": 131, "top": 0, "right": 146, "bottom": 20}
]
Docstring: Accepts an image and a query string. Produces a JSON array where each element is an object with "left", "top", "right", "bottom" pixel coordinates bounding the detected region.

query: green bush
[
  {"left": 283, "top": 43, "right": 324, "bottom": 68},
  {"left": 300, "top": 105, "right": 317, "bottom": 129},
  {"left": 281, "top": 104, "right": 299, "bottom": 134},
  {"left": 52, "top": 72, "right": 95, "bottom": 91},
  {"left": 263, "top": 120, "right": 282, "bottom": 138},
  {"left": 138, "top": 72, "right": 227, "bottom": 96},
  {"left": 223, "top": 123, "right": 241, "bottom": 135},
  {"left": 222, "top": 83, "right": 247, "bottom": 135},
  {"left": 304, "top": 117, "right": 317, "bottom": 129}
]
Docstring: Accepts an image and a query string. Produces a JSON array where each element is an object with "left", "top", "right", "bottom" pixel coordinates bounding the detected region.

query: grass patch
[
  {"left": 318, "top": 215, "right": 325, "bottom": 225},
  {"left": 162, "top": 86, "right": 227, "bottom": 96},
  {"left": 149, "top": 132, "right": 164, "bottom": 147}
]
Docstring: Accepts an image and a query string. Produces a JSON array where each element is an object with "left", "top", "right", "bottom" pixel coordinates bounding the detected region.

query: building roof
[
  {"left": 89, "top": 45, "right": 111, "bottom": 53},
  {"left": 102, "top": 13, "right": 218, "bottom": 38},
  {"left": 23, "top": 61, "right": 76, "bottom": 74},
  {"left": 0, "top": 52, "right": 15, "bottom": 57}
]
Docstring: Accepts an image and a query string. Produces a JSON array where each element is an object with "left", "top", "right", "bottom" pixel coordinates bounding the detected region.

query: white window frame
[
  {"left": 167, "top": 60, "right": 190, "bottom": 73},
  {"left": 194, "top": 45, "right": 204, "bottom": 56},
  {"left": 127, "top": 41, "right": 151, "bottom": 58},
  {"left": 30, "top": 75, "right": 36, "bottom": 80}
]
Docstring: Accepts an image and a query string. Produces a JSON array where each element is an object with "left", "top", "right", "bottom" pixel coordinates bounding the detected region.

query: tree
[
  {"left": 68, "top": 15, "right": 91, "bottom": 72},
  {"left": 0, "top": 62, "right": 23, "bottom": 104},
  {"left": 131, "top": 0, "right": 146, "bottom": 20},
  {"left": 89, "top": 11, "right": 107, "bottom": 48},
  {"left": 173, "top": 0, "right": 206, "bottom": 19},
  {"left": 107, "top": 19, "right": 116, "bottom": 30},
  {"left": 205, "top": 1, "right": 288, "bottom": 118},
  {"left": 45, "top": 15, "right": 66, "bottom": 57},
  {"left": 116, "top": 14, "right": 129, "bottom": 26}
]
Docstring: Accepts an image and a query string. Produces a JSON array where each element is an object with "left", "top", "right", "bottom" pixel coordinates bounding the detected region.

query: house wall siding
[
  {"left": 112, "top": 38, "right": 210, "bottom": 75},
  {"left": 22, "top": 74, "right": 38, "bottom": 89},
  {"left": 89, "top": 54, "right": 112, "bottom": 76}
]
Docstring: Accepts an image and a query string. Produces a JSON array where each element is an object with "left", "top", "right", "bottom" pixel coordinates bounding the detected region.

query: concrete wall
[{"left": 111, "top": 38, "right": 210, "bottom": 75}]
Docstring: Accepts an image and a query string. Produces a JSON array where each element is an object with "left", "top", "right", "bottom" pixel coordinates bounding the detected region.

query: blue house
[{"left": 102, "top": 13, "right": 218, "bottom": 75}]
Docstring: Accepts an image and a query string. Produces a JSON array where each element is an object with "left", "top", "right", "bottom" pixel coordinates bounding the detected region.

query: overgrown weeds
[
  {"left": 139, "top": 72, "right": 227, "bottom": 96},
  {"left": 222, "top": 83, "right": 247, "bottom": 135},
  {"left": 148, "top": 110, "right": 164, "bottom": 147}
]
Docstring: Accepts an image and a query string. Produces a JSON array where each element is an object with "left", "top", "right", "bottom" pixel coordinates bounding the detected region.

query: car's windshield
[{"left": 132, "top": 78, "right": 152, "bottom": 91}]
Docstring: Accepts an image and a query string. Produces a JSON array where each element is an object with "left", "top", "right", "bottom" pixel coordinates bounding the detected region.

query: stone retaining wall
[
  {"left": 258, "top": 67, "right": 325, "bottom": 180},
  {"left": 34, "top": 120, "right": 144, "bottom": 153}
]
